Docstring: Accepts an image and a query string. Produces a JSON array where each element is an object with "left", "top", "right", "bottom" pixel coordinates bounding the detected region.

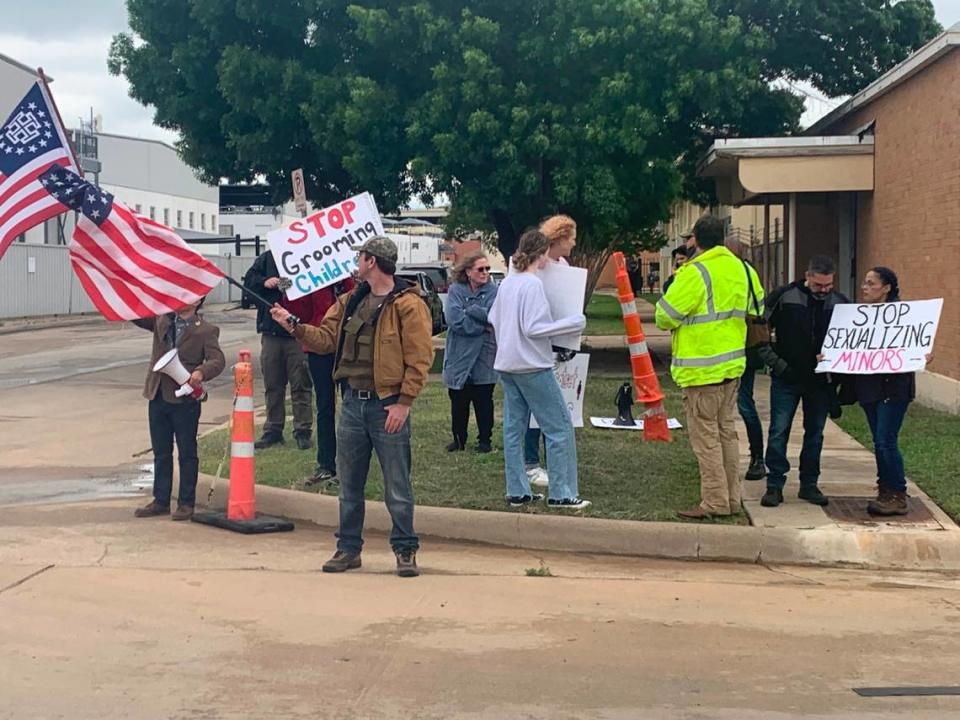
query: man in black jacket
[
  {"left": 761, "top": 255, "right": 849, "bottom": 508},
  {"left": 245, "top": 251, "right": 314, "bottom": 450}
]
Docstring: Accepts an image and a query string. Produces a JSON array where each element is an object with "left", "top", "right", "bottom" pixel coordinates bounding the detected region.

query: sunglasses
[{"left": 472, "top": 266, "right": 492, "bottom": 272}]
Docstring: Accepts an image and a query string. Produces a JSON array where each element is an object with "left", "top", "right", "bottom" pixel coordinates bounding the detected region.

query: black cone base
[{"left": 191, "top": 511, "right": 294, "bottom": 534}]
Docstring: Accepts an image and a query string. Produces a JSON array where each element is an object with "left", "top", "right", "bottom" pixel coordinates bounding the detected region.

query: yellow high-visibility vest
[{"left": 654, "top": 246, "right": 763, "bottom": 388}]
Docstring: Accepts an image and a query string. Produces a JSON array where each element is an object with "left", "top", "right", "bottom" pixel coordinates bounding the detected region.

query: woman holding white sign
[
  {"left": 851, "top": 267, "right": 915, "bottom": 516},
  {"left": 488, "top": 229, "right": 589, "bottom": 509}
]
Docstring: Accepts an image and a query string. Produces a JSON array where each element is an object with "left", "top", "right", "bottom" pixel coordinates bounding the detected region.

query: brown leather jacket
[
  {"left": 293, "top": 279, "right": 434, "bottom": 406},
  {"left": 134, "top": 313, "right": 226, "bottom": 403}
]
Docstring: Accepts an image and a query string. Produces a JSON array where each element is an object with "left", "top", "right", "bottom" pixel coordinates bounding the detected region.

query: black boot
[
  {"left": 760, "top": 488, "right": 783, "bottom": 507},
  {"left": 745, "top": 455, "right": 766, "bottom": 480},
  {"left": 446, "top": 437, "right": 466, "bottom": 452},
  {"left": 798, "top": 486, "right": 829, "bottom": 506}
]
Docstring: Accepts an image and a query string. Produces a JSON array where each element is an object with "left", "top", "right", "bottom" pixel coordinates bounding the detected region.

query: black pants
[
  {"left": 148, "top": 395, "right": 202, "bottom": 506},
  {"left": 448, "top": 383, "right": 495, "bottom": 445},
  {"left": 307, "top": 352, "right": 338, "bottom": 472}
]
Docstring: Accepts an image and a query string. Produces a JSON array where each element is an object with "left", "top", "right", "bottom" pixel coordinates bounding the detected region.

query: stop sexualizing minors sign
[
  {"left": 816, "top": 299, "right": 942, "bottom": 375},
  {"left": 267, "top": 192, "right": 385, "bottom": 300}
]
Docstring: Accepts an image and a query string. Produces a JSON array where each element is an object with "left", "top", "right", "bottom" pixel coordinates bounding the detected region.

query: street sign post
[{"left": 291, "top": 168, "right": 307, "bottom": 216}]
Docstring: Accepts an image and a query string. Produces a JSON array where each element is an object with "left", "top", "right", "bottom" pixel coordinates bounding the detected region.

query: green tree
[{"left": 110, "top": 0, "right": 940, "bottom": 294}]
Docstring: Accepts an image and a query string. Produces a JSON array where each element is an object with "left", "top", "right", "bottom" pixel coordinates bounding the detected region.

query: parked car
[
  {"left": 395, "top": 270, "right": 446, "bottom": 336},
  {"left": 398, "top": 263, "right": 451, "bottom": 319},
  {"left": 489, "top": 270, "right": 505, "bottom": 286}
]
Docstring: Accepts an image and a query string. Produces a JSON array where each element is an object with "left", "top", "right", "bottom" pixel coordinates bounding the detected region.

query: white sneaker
[
  {"left": 526, "top": 466, "right": 549, "bottom": 488},
  {"left": 547, "top": 497, "right": 592, "bottom": 510}
]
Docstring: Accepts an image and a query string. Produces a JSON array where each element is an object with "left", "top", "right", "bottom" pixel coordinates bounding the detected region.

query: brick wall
[{"left": 820, "top": 50, "right": 960, "bottom": 380}]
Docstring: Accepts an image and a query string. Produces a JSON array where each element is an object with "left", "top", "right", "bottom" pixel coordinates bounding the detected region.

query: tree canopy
[{"left": 110, "top": 0, "right": 941, "bottom": 279}]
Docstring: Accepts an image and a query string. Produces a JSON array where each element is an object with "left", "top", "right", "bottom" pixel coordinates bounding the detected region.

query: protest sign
[
  {"left": 267, "top": 192, "right": 384, "bottom": 300},
  {"left": 816, "top": 299, "right": 942, "bottom": 374},
  {"left": 530, "top": 353, "right": 589, "bottom": 428},
  {"left": 539, "top": 261, "right": 587, "bottom": 350}
]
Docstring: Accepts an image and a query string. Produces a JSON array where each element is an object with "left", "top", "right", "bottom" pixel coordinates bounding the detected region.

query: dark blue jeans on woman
[{"left": 861, "top": 400, "right": 910, "bottom": 493}]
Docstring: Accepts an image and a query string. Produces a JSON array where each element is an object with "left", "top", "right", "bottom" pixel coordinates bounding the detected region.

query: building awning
[{"left": 697, "top": 136, "right": 874, "bottom": 205}]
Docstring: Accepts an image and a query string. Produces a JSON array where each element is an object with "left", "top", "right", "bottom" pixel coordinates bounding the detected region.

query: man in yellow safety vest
[{"left": 655, "top": 214, "right": 750, "bottom": 519}]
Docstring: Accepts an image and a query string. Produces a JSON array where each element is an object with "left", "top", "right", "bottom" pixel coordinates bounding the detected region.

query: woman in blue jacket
[{"left": 443, "top": 252, "right": 499, "bottom": 452}]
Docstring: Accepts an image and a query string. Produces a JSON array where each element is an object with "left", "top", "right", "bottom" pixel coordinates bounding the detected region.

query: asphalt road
[{"left": 0, "top": 307, "right": 263, "bottom": 503}]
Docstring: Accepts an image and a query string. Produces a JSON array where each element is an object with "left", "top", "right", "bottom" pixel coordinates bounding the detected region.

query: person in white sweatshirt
[{"left": 488, "top": 229, "right": 590, "bottom": 509}]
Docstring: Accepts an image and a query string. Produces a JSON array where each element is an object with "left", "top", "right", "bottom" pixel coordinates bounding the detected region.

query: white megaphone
[{"left": 153, "top": 348, "right": 204, "bottom": 399}]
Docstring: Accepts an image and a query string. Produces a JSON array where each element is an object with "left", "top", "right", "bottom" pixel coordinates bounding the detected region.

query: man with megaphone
[{"left": 132, "top": 296, "right": 226, "bottom": 521}]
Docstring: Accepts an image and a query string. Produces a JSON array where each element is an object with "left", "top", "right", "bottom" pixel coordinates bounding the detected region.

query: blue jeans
[
  {"left": 861, "top": 400, "right": 910, "bottom": 493},
  {"left": 501, "top": 369, "right": 579, "bottom": 501},
  {"left": 737, "top": 366, "right": 764, "bottom": 458},
  {"left": 765, "top": 378, "right": 832, "bottom": 491},
  {"left": 524, "top": 427, "right": 544, "bottom": 469},
  {"left": 335, "top": 393, "right": 418, "bottom": 554}
]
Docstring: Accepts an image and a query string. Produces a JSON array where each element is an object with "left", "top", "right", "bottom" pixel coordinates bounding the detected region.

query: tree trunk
[
  {"left": 570, "top": 246, "right": 615, "bottom": 312},
  {"left": 490, "top": 209, "right": 518, "bottom": 262}
]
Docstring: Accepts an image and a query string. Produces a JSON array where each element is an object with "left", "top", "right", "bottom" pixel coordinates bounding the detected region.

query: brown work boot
[
  {"left": 322, "top": 551, "right": 362, "bottom": 573},
  {"left": 134, "top": 500, "right": 170, "bottom": 518},
  {"left": 677, "top": 505, "right": 728, "bottom": 520},
  {"left": 867, "top": 490, "right": 908, "bottom": 516},
  {"left": 171, "top": 503, "right": 194, "bottom": 521}
]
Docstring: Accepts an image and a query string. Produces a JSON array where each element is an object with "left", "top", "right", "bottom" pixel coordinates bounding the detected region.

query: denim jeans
[
  {"left": 765, "top": 378, "right": 832, "bottom": 491},
  {"left": 148, "top": 396, "right": 201, "bottom": 506},
  {"left": 523, "top": 427, "right": 545, "bottom": 469},
  {"left": 861, "top": 400, "right": 910, "bottom": 493},
  {"left": 335, "top": 393, "right": 418, "bottom": 554},
  {"left": 501, "top": 370, "right": 579, "bottom": 501},
  {"left": 307, "top": 352, "right": 337, "bottom": 472},
  {"left": 737, "top": 365, "right": 764, "bottom": 458}
]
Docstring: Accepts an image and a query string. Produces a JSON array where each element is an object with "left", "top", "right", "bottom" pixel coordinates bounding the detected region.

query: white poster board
[
  {"left": 539, "top": 261, "right": 587, "bottom": 351},
  {"left": 816, "top": 299, "right": 942, "bottom": 374},
  {"left": 266, "top": 192, "right": 384, "bottom": 299},
  {"left": 589, "top": 417, "right": 683, "bottom": 430},
  {"left": 530, "top": 353, "right": 589, "bottom": 428}
]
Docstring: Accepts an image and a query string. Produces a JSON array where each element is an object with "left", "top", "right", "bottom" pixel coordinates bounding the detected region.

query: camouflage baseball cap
[{"left": 357, "top": 235, "right": 398, "bottom": 263}]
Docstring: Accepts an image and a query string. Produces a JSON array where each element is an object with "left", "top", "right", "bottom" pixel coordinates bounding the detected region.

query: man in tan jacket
[
  {"left": 271, "top": 236, "right": 434, "bottom": 577},
  {"left": 133, "top": 297, "right": 225, "bottom": 520}
]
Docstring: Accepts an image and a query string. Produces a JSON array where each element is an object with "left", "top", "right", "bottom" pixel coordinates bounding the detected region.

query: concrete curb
[{"left": 195, "top": 475, "right": 960, "bottom": 571}]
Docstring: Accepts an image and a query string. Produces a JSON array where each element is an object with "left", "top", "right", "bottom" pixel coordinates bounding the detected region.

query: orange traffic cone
[
  {"left": 612, "top": 252, "right": 671, "bottom": 442},
  {"left": 192, "top": 349, "right": 294, "bottom": 534},
  {"left": 227, "top": 350, "right": 256, "bottom": 521}
]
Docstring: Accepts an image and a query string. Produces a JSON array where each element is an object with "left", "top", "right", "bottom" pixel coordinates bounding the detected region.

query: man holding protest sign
[
  {"left": 246, "top": 251, "right": 314, "bottom": 451},
  {"left": 270, "top": 236, "right": 434, "bottom": 578},
  {"left": 760, "top": 255, "right": 849, "bottom": 508}
]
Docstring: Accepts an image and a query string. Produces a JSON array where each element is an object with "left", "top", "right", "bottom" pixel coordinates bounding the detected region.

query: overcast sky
[{"left": 1, "top": 0, "right": 958, "bottom": 144}]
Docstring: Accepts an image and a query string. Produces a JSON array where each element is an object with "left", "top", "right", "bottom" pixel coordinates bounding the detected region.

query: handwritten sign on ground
[
  {"left": 539, "top": 261, "right": 587, "bottom": 351},
  {"left": 267, "top": 192, "right": 384, "bottom": 300},
  {"left": 589, "top": 417, "right": 683, "bottom": 430},
  {"left": 530, "top": 353, "right": 589, "bottom": 428},
  {"left": 816, "top": 299, "right": 942, "bottom": 374}
]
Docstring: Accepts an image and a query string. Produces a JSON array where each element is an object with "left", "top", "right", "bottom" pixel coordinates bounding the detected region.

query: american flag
[
  {"left": 0, "top": 82, "right": 79, "bottom": 258},
  {"left": 40, "top": 167, "right": 225, "bottom": 321}
]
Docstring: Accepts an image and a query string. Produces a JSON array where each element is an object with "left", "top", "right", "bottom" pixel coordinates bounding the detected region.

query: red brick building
[{"left": 699, "top": 23, "right": 959, "bottom": 411}]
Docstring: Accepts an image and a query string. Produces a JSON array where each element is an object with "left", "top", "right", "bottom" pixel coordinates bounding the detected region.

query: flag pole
[
  {"left": 36, "top": 67, "right": 82, "bottom": 176},
  {"left": 221, "top": 275, "right": 300, "bottom": 325}
]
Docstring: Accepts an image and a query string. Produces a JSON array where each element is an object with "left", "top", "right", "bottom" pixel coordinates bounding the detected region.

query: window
[
  {"left": 211, "top": 215, "right": 216, "bottom": 232},
  {"left": 149, "top": 206, "right": 156, "bottom": 220},
  {"left": 177, "top": 210, "right": 183, "bottom": 227},
  {"left": 220, "top": 224, "right": 234, "bottom": 237},
  {"left": 163, "top": 208, "right": 170, "bottom": 226},
  {"left": 16, "top": 232, "right": 25, "bottom": 243},
  {"left": 135, "top": 204, "right": 142, "bottom": 213},
  {"left": 411, "top": 242, "right": 420, "bottom": 250},
  {"left": 201, "top": 214, "right": 206, "bottom": 231},
  {"left": 189, "top": 212, "right": 195, "bottom": 229}
]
